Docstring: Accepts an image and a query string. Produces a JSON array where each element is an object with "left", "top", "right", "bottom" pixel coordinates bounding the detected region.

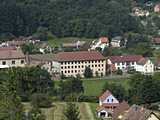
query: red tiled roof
[
  {"left": 0, "top": 47, "right": 16, "bottom": 51},
  {"left": 0, "top": 50, "right": 25, "bottom": 60},
  {"left": 96, "top": 106, "right": 113, "bottom": 113},
  {"left": 99, "top": 90, "right": 112, "bottom": 102},
  {"left": 137, "top": 58, "right": 148, "bottom": 65},
  {"left": 55, "top": 51, "right": 105, "bottom": 62},
  {"left": 102, "top": 103, "right": 119, "bottom": 107},
  {"left": 123, "top": 105, "right": 160, "bottom": 120},
  {"left": 112, "top": 101, "right": 130, "bottom": 120},
  {"left": 108, "top": 55, "right": 143, "bottom": 63},
  {"left": 100, "top": 37, "right": 109, "bottom": 43}
]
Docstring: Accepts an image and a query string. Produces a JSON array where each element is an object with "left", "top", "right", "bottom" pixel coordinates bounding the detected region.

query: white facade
[
  {"left": 91, "top": 38, "right": 109, "bottom": 51},
  {"left": 108, "top": 57, "right": 154, "bottom": 74},
  {"left": 99, "top": 95, "right": 119, "bottom": 106},
  {"left": 60, "top": 60, "right": 106, "bottom": 77},
  {"left": 108, "top": 59, "right": 137, "bottom": 72},
  {"left": 0, "top": 59, "right": 25, "bottom": 68},
  {"left": 136, "top": 60, "right": 154, "bottom": 74}
]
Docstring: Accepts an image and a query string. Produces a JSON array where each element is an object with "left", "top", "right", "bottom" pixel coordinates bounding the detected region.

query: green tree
[
  {"left": 28, "top": 107, "right": 45, "bottom": 120},
  {"left": 64, "top": 103, "right": 80, "bottom": 120},
  {"left": 84, "top": 67, "right": 93, "bottom": 78},
  {"left": 103, "top": 82, "right": 126, "bottom": 102},
  {"left": 0, "top": 74, "right": 24, "bottom": 120}
]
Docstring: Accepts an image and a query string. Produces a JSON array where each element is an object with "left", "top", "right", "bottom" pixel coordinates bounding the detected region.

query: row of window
[
  {"left": 1, "top": 60, "right": 24, "bottom": 65},
  {"left": 62, "top": 69, "right": 104, "bottom": 74},
  {"left": 61, "top": 60, "right": 104, "bottom": 65},
  {"left": 61, "top": 64, "right": 104, "bottom": 69},
  {"left": 116, "top": 62, "right": 135, "bottom": 66}
]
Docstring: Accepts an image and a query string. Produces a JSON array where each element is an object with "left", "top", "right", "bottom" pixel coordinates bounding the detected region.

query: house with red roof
[
  {"left": 90, "top": 37, "right": 109, "bottom": 51},
  {"left": 0, "top": 49, "right": 26, "bottom": 68},
  {"left": 97, "top": 90, "right": 120, "bottom": 118},
  {"left": 107, "top": 55, "right": 143, "bottom": 72},
  {"left": 107, "top": 55, "right": 154, "bottom": 74},
  {"left": 54, "top": 51, "right": 106, "bottom": 77}
]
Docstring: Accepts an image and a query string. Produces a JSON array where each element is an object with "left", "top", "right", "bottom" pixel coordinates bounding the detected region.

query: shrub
[
  {"left": 116, "top": 69, "right": 123, "bottom": 75},
  {"left": 84, "top": 67, "right": 93, "bottom": 78},
  {"left": 31, "top": 93, "right": 52, "bottom": 108}
]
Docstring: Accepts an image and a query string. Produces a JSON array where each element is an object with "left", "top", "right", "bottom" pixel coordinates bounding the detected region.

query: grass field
[
  {"left": 54, "top": 78, "right": 130, "bottom": 97},
  {"left": 48, "top": 37, "right": 93, "bottom": 47},
  {"left": 83, "top": 79, "right": 130, "bottom": 96}
]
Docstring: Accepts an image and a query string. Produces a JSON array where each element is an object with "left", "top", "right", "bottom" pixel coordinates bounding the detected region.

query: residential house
[
  {"left": 27, "top": 54, "right": 60, "bottom": 76},
  {"left": 111, "top": 36, "right": 122, "bottom": 47},
  {"left": 135, "top": 58, "right": 154, "bottom": 74},
  {"left": 90, "top": 37, "right": 109, "bottom": 51},
  {"left": 107, "top": 55, "right": 144, "bottom": 72},
  {"left": 0, "top": 49, "right": 26, "bottom": 68},
  {"left": 122, "top": 105, "right": 160, "bottom": 120},
  {"left": 97, "top": 90, "right": 119, "bottom": 118},
  {"left": 154, "top": 4, "right": 160, "bottom": 13},
  {"left": 55, "top": 51, "right": 106, "bottom": 77}
]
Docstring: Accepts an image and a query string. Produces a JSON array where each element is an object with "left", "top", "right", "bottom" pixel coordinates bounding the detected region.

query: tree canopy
[{"left": 0, "top": 0, "right": 141, "bottom": 40}]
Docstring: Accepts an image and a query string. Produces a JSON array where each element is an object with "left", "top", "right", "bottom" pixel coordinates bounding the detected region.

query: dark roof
[
  {"left": 123, "top": 105, "right": 160, "bottom": 120},
  {"left": 112, "top": 101, "right": 130, "bottom": 120},
  {"left": 29, "top": 54, "right": 56, "bottom": 61},
  {"left": 108, "top": 55, "right": 143, "bottom": 63},
  {"left": 55, "top": 51, "right": 105, "bottom": 62},
  {"left": 0, "top": 50, "right": 25, "bottom": 60}
]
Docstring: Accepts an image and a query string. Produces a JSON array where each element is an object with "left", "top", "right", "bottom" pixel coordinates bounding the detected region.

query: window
[
  {"left": 71, "top": 70, "right": 73, "bottom": 73},
  {"left": 112, "top": 99, "right": 114, "bottom": 102},
  {"left": 21, "top": 60, "right": 24, "bottom": 64},
  {"left": 61, "top": 66, "right": 63, "bottom": 69},
  {"left": 2, "top": 61, "right": 6, "bottom": 65},
  {"left": 68, "top": 70, "right": 70, "bottom": 73},
  {"left": 78, "top": 66, "right": 80, "bottom": 68},
  {"left": 82, "top": 65, "right": 84, "bottom": 68},
  {"left": 92, "top": 65, "right": 94, "bottom": 67},
  {"left": 95, "top": 65, "right": 97, "bottom": 67},
  {"left": 75, "top": 66, "right": 77, "bottom": 68},
  {"left": 12, "top": 61, "right": 15, "bottom": 64},
  {"left": 98, "top": 65, "right": 100, "bottom": 67},
  {"left": 107, "top": 99, "right": 109, "bottom": 102},
  {"left": 75, "top": 70, "right": 77, "bottom": 73},
  {"left": 68, "top": 66, "right": 70, "bottom": 69}
]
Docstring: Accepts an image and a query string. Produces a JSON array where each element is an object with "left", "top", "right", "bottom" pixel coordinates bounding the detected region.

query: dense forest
[{"left": 0, "top": 0, "right": 145, "bottom": 40}]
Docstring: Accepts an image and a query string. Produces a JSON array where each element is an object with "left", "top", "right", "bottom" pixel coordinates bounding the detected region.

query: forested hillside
[{"left": 0, "top": 0, "right": 143, "bottom": 40}]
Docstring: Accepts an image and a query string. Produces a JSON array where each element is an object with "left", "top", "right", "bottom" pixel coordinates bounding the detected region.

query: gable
[{"left": 102, "top": 95, "right": 119, "bottom": 104}]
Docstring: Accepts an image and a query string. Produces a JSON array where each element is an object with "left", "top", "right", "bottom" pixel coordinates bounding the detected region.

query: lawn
[
  {"left": 40, "top": 102, "right": 96, "bottom": 120},
  {"left": 54, "top": 78, "right": 130, "bottom": 97},
  {"left": 48, "top": 37, "right": 93, "bottom": 47},
  {"left": 83, "top": 79, "right": 130, "bottom": 97}
]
